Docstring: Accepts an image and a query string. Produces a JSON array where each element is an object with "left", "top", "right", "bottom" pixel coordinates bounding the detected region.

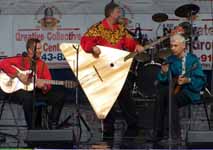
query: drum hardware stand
[
  {"left": 130, "top": 60, "right": 141, "bottom": 97},
  {"left": 131, "top": 83, "right": 144, "bottom": 98},
  {"left": 152, "top": 13, "right": 169, "bottom": 59},
  {"left": 175, "top": 4, "right": 200, "bottom": 54},
  {"left": 144, "top": 47, "right": 161, "bottom": 67}
]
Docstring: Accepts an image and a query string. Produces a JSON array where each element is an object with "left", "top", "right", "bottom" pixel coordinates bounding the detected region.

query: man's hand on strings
[
  {"left": 17, "top": 73, "right": 29, "bottom": 85},
  {"left": 161, "top": 64, "right": 169, "bottom": 74},
  {"left": 177, "top": 75, "right": 190, "bottom": 85},
  {"left": 92, "top": 46, "right": 101, "bottom": 58},
  {"left": 36, "top": 80, "right": 45, "bottom": 89},
  {"left": 135, "top": 44, "right": 144, "bottom": 53}
]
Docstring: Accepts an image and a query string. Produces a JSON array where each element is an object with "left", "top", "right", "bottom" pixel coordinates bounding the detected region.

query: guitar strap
[
  {"left": 21, "top": 56, "right": 26, "bottom": 70},
  {"left": 181, "top": 55, "right": 186, "bottom": 75},
  {"left": 21, "top": 56, "right": 45, "bottom": 77}
]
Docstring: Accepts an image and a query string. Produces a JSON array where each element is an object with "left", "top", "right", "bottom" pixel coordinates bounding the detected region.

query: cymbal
[
  {"left": 175, "top": 4, "right": 200, "bottom": 18},
  {"left": 152, "top": 13, "right": 168, "bottom": 23}
]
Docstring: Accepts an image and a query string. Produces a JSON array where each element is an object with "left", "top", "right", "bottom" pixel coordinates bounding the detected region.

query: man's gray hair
[{"left": 170, "top": 33, "right": 186, "bottom": 44}]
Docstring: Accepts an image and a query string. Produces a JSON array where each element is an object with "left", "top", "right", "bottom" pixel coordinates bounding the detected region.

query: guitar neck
[
  {"left": 182, "top": 63, "right": 198, "bottom": 77},
  {"left": 38, "top": 79, "right": 64, "bottom": 86},
  {"left": 124, "top": 35, "right": 170, "bottom": 61}
]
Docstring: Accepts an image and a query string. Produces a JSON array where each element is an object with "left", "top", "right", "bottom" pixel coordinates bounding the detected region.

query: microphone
[
  {"left": 134, "top": 23, "right": 142, "bottom": 44},
  {"left": 162, "top": 60, "right": 173, "bottom": 65},
  {"left": 22, "top": 52, "right": 28, "bottom": 57}
]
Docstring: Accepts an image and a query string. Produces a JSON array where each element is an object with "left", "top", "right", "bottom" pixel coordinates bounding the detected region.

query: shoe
[
  {"left": 51, "top": 122, "right": 58, "bottom": 129},
  {"left": 102, "top": 130, "right": 114, "bottom": 148},
  {"left": 158, "top": 137, "right": 181, "bottom": 147},
  {"left": 146, "top": 131, "right": 164, "bottom": 142}
]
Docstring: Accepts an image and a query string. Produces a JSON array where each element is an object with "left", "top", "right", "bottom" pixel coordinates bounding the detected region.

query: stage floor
[{"left": 0, "top": 98, "right": 212, "bottom": 149}]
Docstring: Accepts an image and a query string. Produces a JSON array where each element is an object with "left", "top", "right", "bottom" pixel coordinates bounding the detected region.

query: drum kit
[{"left": 130, "top": 3, "right": 200, "bottom": 99}]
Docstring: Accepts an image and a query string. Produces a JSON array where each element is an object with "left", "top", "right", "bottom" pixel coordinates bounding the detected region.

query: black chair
[
  {"left": 0, "top": 94, "right": 21, "bottom": 144},
  {"left": 185, "top": 88, "right": 213, "bottom": 148},
  {"left": 188, "top": 87, "right": 213, "bottom": 130},
  {"left": 0, "top": 95, "right": 49, "bottom": 130}
]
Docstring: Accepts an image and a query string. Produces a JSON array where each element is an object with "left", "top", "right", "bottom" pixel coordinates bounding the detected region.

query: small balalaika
[{"left": 0, "top": 66, "right": 77, "bottom": 93}]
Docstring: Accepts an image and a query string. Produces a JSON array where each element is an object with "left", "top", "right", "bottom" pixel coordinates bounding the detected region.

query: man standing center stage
[{"left": 80, "top": 2, "right": 144, "bottom": 141}]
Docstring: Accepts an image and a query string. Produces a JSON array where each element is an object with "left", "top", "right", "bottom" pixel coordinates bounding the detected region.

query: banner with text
[{"left": 0, "top": 14, "right": 212, "bottom": 70}]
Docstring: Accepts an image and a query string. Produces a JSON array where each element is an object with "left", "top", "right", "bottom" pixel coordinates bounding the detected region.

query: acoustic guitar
[
  {"left": 0, "top": 66, "right": 77, "bottom": 93},
  {"left": 173, "top": 63, "right": 197, "bottom": 95}
]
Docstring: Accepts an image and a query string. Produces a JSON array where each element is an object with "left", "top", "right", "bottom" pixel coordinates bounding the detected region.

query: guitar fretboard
[
  {"left": 124, "top": 35, "right": 170, "bottom": 61},
  {"left": 38, "top": 79, "right": 64, "bottom": 86}
]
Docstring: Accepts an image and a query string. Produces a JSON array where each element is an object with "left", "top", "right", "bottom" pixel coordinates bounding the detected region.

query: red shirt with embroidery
[
  {"left": 0, "top": 55, "right": 52, "bottom": 93},
  {"left": 80, "top": 18, "right": 138, "bottom": 52}
]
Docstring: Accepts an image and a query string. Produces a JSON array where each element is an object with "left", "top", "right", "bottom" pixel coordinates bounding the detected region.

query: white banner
[{"left": 0, "top": 14, "right": 212, "bottom": 70}]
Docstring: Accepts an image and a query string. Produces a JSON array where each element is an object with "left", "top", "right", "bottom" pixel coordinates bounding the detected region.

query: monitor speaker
[
  {"left": 25, "top": 129, "right": 73, "bottom": 149},
  {"left": 186, "top": 130, "right": 213, "bottom": 148}
]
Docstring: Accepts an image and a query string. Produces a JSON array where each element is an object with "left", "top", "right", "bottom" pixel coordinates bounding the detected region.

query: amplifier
[{"left": 186, "top": 130, "right": 213, "bottom": 148}]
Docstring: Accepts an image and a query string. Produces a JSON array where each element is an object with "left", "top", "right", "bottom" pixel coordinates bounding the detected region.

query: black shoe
[
  {"left": 103, "top": 127, "right": 114, "bottom": 140},
  {"left": 157, "top": 138, "right": 181, "bottom": 147},
  {"left": 51, "top": 122, "right": 58, "bottom": 129},
  {"left": 146, "top": 131, "right": 164, "bottom": 142},
  {"left": 102, "top": 130, "right": 114, "bottom": 148}
]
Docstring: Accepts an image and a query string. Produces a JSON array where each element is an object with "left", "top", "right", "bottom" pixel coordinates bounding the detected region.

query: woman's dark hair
[{"left": 26, "top": 38, "right": 41, "bottom": 50}]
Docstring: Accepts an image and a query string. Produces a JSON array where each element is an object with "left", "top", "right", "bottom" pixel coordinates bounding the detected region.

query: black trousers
[
  {"left": 103, "top": 78, "right": 138, "bottom": 134},
  {"left": 154, "top": 83, "right": 191, "bottom": 138},
  {"left": 0, "top": 88, "right": 65, "bottom": 129}
]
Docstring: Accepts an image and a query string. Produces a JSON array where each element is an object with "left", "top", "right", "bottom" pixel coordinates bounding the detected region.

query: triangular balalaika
[{"left": 60, "top": 43, "right": 133, "bottom": 119}]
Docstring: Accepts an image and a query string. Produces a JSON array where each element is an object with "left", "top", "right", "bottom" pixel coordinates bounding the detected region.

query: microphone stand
[
  {"left": 72, "top": 45, "right": 92, "bottom": 148},
  {"left": 168, "top": 69, "right": 173, "bottom": 149},
  {"left": 31, "top": 42, "right": 38, "bottom": 129}
]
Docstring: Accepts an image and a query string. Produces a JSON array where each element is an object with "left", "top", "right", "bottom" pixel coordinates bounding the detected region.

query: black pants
[
  {"left": 154, "top": 83, "right": 191, "bottom": 138},
  {"left": 0, "top": 88, "right": 65, "bottom": 129},
  {"left": 103, "top": 78, "right": 138, "bottom": 135}
]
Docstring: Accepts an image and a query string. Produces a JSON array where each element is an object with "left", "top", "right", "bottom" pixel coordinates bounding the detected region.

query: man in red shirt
[
  {"left": 81, "top": 2, "right": 144, "bottom": 142},
  {"left": 0, "top": 38, "right": 64, "bottom": 129}
]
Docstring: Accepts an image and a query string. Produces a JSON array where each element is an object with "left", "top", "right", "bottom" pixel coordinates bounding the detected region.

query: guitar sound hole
[{"left": 110, "top": 63, "right": 114, "bottom": 67}]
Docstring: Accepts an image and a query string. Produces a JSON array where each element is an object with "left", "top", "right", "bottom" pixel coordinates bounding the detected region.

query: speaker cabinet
[
  {"left": 186, "top": 130, "right": 213, "bottom": 148},
  {"left": 25, "top": 129, "right": 73, "bottom": 148}
]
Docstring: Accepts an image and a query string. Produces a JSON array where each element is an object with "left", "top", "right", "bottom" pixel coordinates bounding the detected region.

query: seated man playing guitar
[
  {"left": 154, "top": 32, "right": 206, "bottom": 142},
  {"left": 0, "top": 38, "right": 65, "bottom": 129}
]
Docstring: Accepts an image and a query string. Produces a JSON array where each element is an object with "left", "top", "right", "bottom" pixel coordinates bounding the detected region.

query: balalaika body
[{"left": 0, "top": 66, "right": 77, "bottom": 93}]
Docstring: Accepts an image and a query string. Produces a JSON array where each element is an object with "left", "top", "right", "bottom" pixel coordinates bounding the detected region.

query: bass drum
[{"left": 136, "top": 62, "right": 161, "bottom": 98}]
